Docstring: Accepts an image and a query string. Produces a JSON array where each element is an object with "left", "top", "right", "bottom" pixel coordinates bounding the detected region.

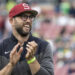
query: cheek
[
  {"left": 15, "top": 21, "right": 23, "bottom": 27},
  {"left": 16, "top": 18, "right": 23, "bottom": 25},
  {"left": 15, "top": 23, "right": 23, "bottom": 29},
  {"left": 17, "top": 20, "right": 23, "bottom": 25}
]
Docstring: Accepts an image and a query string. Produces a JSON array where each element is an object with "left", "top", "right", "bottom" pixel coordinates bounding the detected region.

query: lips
[{"left": 24, "top": 25, "right": 30, "bottom": 28}]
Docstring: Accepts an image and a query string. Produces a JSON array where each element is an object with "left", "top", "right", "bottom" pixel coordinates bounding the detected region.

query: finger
[
  {"left": 17, "top": 47, "right": 23, "bottom": 55},
  {"left": 26, "top": 47, "right": 31, "bottom": 53},
  {"left": 28, "top": 41, "right": 38, "bottom": 48},
  {"left": 27, "top": 42, "right": 32, "bottom": 46},
  {"left": 25, "top": 47, "right": 31, "bottom": 58},
  {"left": 26, "top": 45, "right": 35, "bottom": 55},
  {"left": 10, "top": 53, "right": 12, "bottom": 59},
  {"left": 28, "top": 42, "right": 38, "bottom": 53},
  {"left": 14, "top": 43, "right": 20, "bottom": 51},
  {"left": 26, "top": 44, "right": 33, "bottom": 50},
  {"left": 28, "top": 41, "right": 35, "bottom": 44},
  {"left": 11, "top": 43, "right": 20, "bottom": 55},
  {"left": 32, "top": 41, "right": 38, "bottom": 48},
  {"left": 26, "top": 47, "right": 35, "bottom": 59},
  {"left": 25, "top": 51, "right": 30, "bottom": 59},
  {"left": 26, "top": 43, "right": 37, "bottom": 55},
  {"left": 25, "top": 52, "right": 30, "bottom": 59}
]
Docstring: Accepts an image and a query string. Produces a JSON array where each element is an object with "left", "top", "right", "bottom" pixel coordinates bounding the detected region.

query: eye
[
  {"left": 23, "top": 15, "right": 27, "bottom": 18},
  {"left": 30, "top": 15, "right": 35, "bottom": 18}
]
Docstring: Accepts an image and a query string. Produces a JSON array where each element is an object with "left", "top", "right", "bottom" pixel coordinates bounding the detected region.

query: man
[{"left": 0, "top": 3, "right": 54, "bottom": 75}]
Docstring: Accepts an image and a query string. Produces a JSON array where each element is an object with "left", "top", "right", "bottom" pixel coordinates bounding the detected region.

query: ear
[{"left": 9, "top": 18, "right": 14, "bottom": 24}]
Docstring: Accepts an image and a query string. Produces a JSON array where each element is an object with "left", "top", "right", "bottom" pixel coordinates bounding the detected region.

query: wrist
[
  {"left": 27, "top": 57, "right": 36, "bottom": 64},
  {"left": 8, "top": 62, "right": 15, "bottom": 68}
]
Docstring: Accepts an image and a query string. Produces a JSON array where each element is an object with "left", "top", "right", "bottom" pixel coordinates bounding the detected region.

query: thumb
[{"left": 18, "top": 47, "right": 23, "bottom": 55}]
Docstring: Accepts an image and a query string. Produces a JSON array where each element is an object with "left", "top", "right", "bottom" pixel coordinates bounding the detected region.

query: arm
[
  {"left": 0, "top": 43, "right": 23, "bottom": 75},
  {"left": 28, "top": 59, "right": 40, "bottom": 75},
  {"left": 26, "top": 41, "right": 54, "bottom": 75},
  {"left": 26, "top": 41, "right": 40, "bottom": 75},
  {"left": 35, "top": 44, "right": 54, "bottom": 75},
  {"left": 0, "top": 62, "right": 14, "bottom": 75}
]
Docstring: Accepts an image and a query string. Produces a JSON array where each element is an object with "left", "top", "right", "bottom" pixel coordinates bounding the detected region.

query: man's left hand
[{"left": 25, "top": 41, "right": 38, "bottom": 60}]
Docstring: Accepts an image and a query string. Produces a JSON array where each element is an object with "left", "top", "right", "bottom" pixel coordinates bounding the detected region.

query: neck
[{"left": 13, "top": 30, "right": 30, "bottom": 44}]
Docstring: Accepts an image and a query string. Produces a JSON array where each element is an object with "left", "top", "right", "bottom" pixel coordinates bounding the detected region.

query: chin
[{"left": 20, "top": 32, "right": 30, "bottom": 37}]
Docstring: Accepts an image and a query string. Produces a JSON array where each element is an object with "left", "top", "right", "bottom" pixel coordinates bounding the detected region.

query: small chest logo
[{"left": 4, "top": 51, "right": 10, "bottom": 54}]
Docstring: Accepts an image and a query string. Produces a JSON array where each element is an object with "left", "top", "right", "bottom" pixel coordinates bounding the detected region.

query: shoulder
[
  {"left": 0, "top": 37, "right": 10, "bottom": 55},
  {"left": 0, "top": 37, "right": 11, "bottom": 47}
]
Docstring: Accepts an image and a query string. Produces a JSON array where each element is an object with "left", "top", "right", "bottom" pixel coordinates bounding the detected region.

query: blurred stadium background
[{"left": 0, "top": 0, "right": 75, "bottom": 75}]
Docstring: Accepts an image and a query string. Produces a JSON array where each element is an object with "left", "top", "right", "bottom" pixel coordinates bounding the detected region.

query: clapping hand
[
  {"left": 26, "top": 41, "right": 38, "bottom": 60},
  {"left": 9, "top": 43, "right": 23, "bottom": 66}
]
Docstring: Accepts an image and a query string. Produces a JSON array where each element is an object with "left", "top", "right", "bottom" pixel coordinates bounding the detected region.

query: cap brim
[{"left": 23, "top": 10, "right": 38, "bottom": 17}]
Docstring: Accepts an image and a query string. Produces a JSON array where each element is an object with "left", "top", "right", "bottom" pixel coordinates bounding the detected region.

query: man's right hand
[{"left": 9, "top": 43, "right": 23, "bottom": 66}]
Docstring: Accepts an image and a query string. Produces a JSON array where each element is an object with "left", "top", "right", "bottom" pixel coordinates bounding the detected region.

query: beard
[
  {"left": 16, "top": 28, "right": 31, "bottom": 37},
  {"left": 15, "top": 22, "right": 31, "bottom": 37}
]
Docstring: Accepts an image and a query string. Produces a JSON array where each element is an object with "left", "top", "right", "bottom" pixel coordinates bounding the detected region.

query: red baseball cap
[{"left": 9, "top": 3, "right": 38, "bottom": 18}]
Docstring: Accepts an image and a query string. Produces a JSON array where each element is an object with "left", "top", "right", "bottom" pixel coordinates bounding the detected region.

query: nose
[
  {"left": 26, "top": 17, "right": 31, "bottom": 22},
  {"left": 23, "top": 17, "right": 31, "bottom": 22}
]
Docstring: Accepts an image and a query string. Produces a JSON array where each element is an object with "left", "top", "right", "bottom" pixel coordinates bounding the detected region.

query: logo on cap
[{"left": 22, "top": 3, "right": 30, "bottom": 9}]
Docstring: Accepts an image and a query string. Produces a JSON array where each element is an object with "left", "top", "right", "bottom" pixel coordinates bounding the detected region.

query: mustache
[{"left": 23, "top": 22, "right": 31, "bottom": 25}]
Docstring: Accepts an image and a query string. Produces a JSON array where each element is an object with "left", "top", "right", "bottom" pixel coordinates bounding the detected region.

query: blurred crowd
[{"left": 0, "top": 0, "right": 75, "bottom": 75}]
